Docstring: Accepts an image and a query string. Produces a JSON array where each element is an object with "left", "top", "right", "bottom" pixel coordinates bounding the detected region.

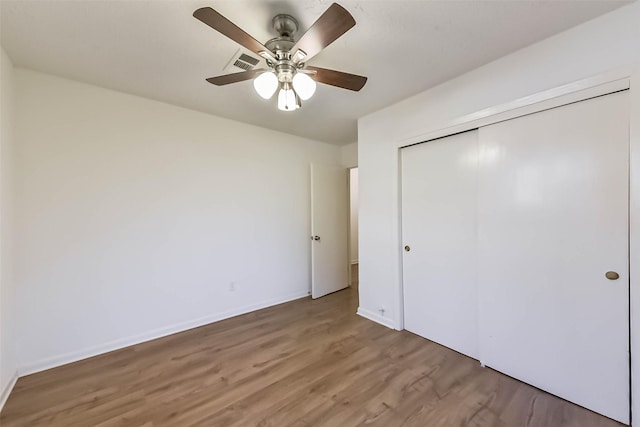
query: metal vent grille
[
  {"left": 233, "top": 53, "right": 260, "bottom": 70},
  {"left": 223, "top": 49, "right": 265, "bottom": 73}
]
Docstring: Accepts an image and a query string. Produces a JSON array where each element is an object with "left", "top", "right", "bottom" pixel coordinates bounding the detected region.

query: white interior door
[
  {"left": 402, "top": 130, "right": 479, "bottom": 359},
  {"left": 311, "top": 163, "right": 348, "bottom": 299},
  {"left": 477, "top": 91, "right": 629, "bottom": 423}
]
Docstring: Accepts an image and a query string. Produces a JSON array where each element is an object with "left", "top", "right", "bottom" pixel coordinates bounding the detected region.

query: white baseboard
[
  {"left": 0, "top": 371, "right": 18, "bottom": 413},
  {"left": 19, "top": 290, "right": 310, "bottom": 377},
  {"left": 357, "top": 307, "right": 395, "bottom": 329}
]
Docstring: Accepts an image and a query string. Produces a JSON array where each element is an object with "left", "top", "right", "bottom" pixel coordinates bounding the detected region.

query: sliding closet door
[
  {"left": 402, "top": 130, "right": 478, "bottom": 359},
  {"left": 477, "top": 91, "right": 629, "bottom": 423}
]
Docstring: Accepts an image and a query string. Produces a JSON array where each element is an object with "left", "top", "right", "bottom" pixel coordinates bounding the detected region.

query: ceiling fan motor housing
[
  {"left": 265, "top": 13, "right": 301, "bottom": 82},
  {"left": 272, "top": 14, "right": 298, "bottom": 38}
]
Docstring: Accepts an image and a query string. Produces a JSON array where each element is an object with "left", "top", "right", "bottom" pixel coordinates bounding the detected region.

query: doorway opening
[{"left": 349, "top": 167, "right": 358, "bottom": 289}]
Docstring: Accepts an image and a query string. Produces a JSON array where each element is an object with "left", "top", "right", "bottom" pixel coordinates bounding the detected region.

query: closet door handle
[{"left": 605, "top": 271, "right": 619, "bottom": 280}]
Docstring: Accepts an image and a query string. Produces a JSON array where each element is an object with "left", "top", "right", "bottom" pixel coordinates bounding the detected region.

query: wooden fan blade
[
  {"left": 307, "top": 66, "right": 367, "bottom": 91},
  {"left": 206, "top": 69, "right": 267, "bottom": 86},
  {"left": 290, "top": 3, "right": 355, "bottom": 63},
  {"left": 194, "top": 7, "right": 269, "bottom": 56}
]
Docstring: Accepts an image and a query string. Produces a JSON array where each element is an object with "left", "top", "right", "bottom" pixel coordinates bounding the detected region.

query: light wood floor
[{"left": 1, "top": 276, "right": 623, "bottom": 426}]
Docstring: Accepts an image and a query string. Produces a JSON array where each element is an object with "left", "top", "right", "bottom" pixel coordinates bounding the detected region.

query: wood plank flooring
[{"left": 0, "top": 276, "right": 624, "bottom": 426}]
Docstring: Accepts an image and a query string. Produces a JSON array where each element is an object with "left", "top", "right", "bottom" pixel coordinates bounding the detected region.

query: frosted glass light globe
[
  {"left": 278, "top": 83, "right": 300, "bottom": 111},
  {"left": 253, "top": 72, "right": 278, "bottom": 99},
  {"left": 292, "top": 73, "right": 316, "bottom": 101}
]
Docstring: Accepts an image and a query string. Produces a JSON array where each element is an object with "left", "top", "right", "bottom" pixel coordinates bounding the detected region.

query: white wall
[
  {"left": 349, "top": 168, "right": 358, "bottom": 264},
  {"left": 0, "top": 46, "right": 17, "bottom": 410},
  {"left": 13, "top": 69, "right": 341, "bottom": 374},
  {"left": 340, "top": 142, "right": 357, "bottom": 168},
  {"left": 358, "top": 0, "right": 640, "bottom": 420}
]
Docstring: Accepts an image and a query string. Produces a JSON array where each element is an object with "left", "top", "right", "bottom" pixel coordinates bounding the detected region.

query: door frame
[{"left": 395, "top": 67, "right": 640, "bottom": 423}]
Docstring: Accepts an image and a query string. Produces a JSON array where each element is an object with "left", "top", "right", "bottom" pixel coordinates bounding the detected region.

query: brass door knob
[
  {"left": 404, "top": 245, "right": 411, "bottom": 252},
  {"left": 605, "top": 271, "right": 619, "bottom": 280}
]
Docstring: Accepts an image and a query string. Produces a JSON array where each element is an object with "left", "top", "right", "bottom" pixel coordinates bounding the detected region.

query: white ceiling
[{"left": 0, "top": 0, "right": 631, "bottom": 145}]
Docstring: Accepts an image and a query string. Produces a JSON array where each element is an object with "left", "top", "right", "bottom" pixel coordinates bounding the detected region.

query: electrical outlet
[{"left": 229, "top": 282, "right": 236, "bottom": 292}]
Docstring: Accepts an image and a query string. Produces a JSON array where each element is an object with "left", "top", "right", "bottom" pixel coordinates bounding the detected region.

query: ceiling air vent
[
  {"left": 234, "top": 53, "right": 259, "bottom": 70},
  {"left": 223, "top": 49, "right": 263, "bottom": 73}
]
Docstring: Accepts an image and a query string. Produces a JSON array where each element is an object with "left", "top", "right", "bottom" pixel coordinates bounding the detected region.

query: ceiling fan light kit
[
  {"left": 292, "top": 73, "right": 316, "bottom": 100},
  {"left": 278, "top": 81, "right": 301, "bottom": 111},
  {"left": 253, "top": 70, "right": 314, "bottom": 110},
  {"left": 253, "top": 71, "right": 278, "bottom": 99},
  {"left": 193, "top": 3, "right": 367, "bottom": 112}
]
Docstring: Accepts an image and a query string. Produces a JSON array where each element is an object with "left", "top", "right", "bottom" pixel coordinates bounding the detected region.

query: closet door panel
[
  {"left": 477, "top": 91, "right": 629, "bottom": 423},
  {"left": 402, "top": 130, "right": 478, "bottom": 359}
]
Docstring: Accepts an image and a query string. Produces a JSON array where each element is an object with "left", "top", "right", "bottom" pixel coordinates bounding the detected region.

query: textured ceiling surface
[{"left": 0, "top": 0, "right": 630, "bottom": 145}]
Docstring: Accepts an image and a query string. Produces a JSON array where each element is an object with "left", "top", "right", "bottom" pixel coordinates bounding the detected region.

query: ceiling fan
[{"left": 193, "top": 3, "right": 368, "bottom": 111}]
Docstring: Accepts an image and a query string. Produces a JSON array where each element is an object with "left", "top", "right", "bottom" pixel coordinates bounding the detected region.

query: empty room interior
[{"left": 1, "top": 0, "right": 640, "bottom": 425}]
